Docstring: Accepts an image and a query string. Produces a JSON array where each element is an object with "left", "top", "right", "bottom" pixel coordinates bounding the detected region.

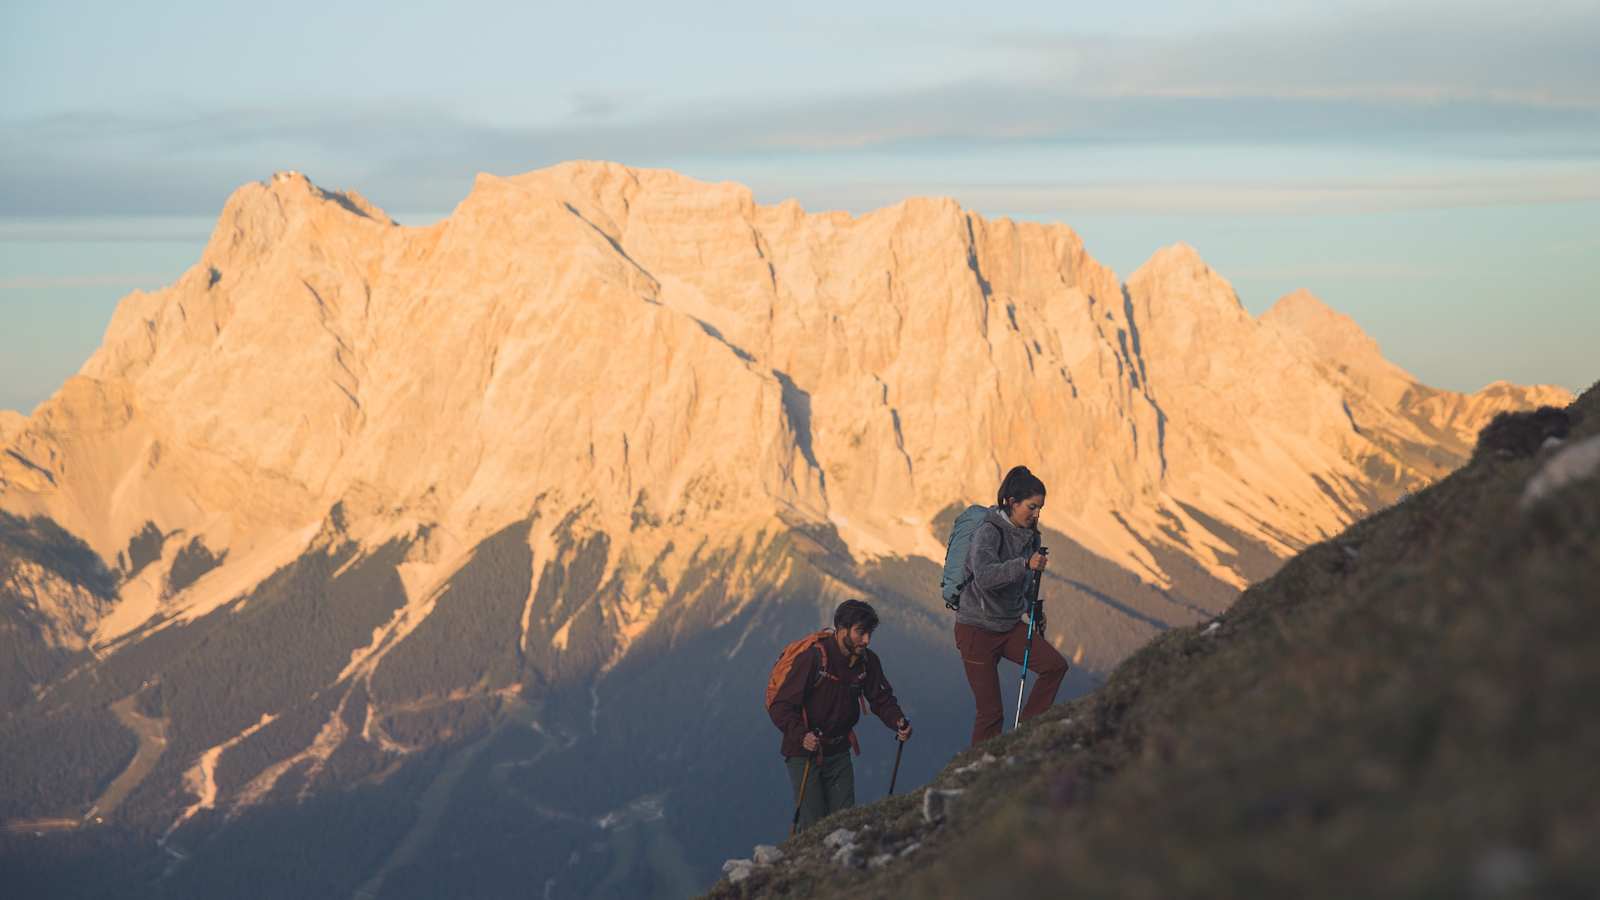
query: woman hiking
[{"left": 954, "top": 465, "right": 1069, "bottom": 745}]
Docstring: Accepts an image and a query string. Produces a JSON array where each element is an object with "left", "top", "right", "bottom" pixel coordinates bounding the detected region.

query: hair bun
[{"left": 997, "top": 465, "right": 1048, "bottom": 507}]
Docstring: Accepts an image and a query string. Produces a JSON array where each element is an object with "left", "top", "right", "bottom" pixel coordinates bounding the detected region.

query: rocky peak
[
  {"left": 258, "top": 170, "right": 394, "bottom": 223},
  {"left": 1471, "top": 379, "right": 1573, "bottom": 403},
  {"left": 1129, "top": 243, "right": 1238, "bottom": 299},
  {"left": 1125, "top": 243, "right": 1251, "bottom": 346},
  {"left": 1123, "top": 243, "right": 1258, "bottom": 358},
  {"left": 0, "top": 410, "right": 24, "bottom": 445},
  {"left": 197, "top": 171, "right": 394, "bottom": 273},
  {"left": 1257, "top": 289, "right": 1560, "bottom": 530},
  {"left": 1261, "top": 288, "right": 1388, "bottom": 372},
  {"left": 1140, "top": 241, "right": 1207, "bottom": 271}
]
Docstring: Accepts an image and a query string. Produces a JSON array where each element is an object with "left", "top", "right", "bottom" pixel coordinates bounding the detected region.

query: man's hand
[
  {"left": 895, "top": 718, "right": 913, "bottom": 742},
  {"left": 802, "top": 731, "right": 821, "bottom": 753}
]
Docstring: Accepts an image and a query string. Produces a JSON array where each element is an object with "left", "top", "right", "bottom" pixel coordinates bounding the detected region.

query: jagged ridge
[{"left": 0, "top": 163, "right": 1574, "bottom": 897}]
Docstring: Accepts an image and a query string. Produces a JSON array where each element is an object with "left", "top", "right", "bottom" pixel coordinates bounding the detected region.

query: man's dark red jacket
[{"left": 768, "top": 637, "right": 905, "bottom": 757}]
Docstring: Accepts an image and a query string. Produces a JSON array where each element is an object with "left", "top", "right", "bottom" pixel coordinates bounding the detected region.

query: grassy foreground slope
[{"left": 711, "top": 382, "right": 1599, "bottom": 899}]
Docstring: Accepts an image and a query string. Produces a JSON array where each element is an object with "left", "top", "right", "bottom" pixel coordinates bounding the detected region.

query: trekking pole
[
  {"left": 790, "top": 757, "right": 813, "bottom": 837},
  {"left": 1013, "top": 569, "right": 1041, "bottom": 730},
  {"left": 790, "top": 732, "right": 822, "bottom": 837},
  {"left": 887, "top": 738, "right": 905, "bottom": 796}
]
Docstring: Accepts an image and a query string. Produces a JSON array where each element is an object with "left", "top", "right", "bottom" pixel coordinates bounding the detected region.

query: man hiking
[
  {"left": 953, "top": 465, "right": 1069, "bottom": 744},
  {"left": 767, "top": 599, "right": 912, "bottom": 833}
]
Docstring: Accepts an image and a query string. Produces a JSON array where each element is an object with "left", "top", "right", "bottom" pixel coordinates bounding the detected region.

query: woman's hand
[
  {"left": 802, "top": 731, "right": 820, "bottom": 752},
  {"left": 1027, "top": 552, "right": 1049, "bottom": 572}
]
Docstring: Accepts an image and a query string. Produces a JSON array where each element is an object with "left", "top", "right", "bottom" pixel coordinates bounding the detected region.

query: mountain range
[{"left": 0, "top": 162, "right": 1569, "bottom": 898}]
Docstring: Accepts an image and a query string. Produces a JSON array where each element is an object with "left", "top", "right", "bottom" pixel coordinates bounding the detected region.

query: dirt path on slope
[
  {"left": 90, "top": 695, "right": 170, "bottom": 819},
  {"left": 1, "top": 694, "right": 168, "bottom": 833}
]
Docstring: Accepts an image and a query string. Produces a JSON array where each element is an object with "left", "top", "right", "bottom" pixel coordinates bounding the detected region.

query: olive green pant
[{"left": 785, "top": 750, "right": 855, "bottom": 831}]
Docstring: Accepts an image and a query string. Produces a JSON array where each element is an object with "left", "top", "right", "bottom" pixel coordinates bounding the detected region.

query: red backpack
[{"left": 765, "top": 629, "right": 863, "bottom": 755}]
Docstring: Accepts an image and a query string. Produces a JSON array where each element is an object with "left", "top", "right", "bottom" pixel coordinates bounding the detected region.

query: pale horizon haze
[{"left": 3, "top": 0, "right": 1597, "bottom": 412}]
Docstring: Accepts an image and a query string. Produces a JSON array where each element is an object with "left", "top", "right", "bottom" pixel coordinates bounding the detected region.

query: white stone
[
  {"left": 952, "top": 752, "right": 1000, "bottom": 776},
  {"left": 752, "top": 844, "right": 783, "bottom": 865},
  {"left": 923, "top": 788, "right": 965, "bottom": 824},
  {"left": 822, "top": 827, "right": 856, "bottom": 849},
  {"left": 831, "top": 844, "right": 863, "bottom": 869},
  {"left": 1520, "top": 435, "right": 1600, "bottom": 512}
]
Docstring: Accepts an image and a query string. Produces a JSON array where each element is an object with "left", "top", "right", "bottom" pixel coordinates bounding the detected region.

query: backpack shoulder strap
[
  {"left": 812, "top": 634, "right": 841, "bottom": 685},
  {"left": 962, "top": 519, "right": 1004, "bottom": 578}
]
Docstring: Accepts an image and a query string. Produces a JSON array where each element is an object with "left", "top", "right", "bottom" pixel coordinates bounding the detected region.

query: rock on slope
[{"left": 709, "top": 384, "right": 1600, "bottom": 899}]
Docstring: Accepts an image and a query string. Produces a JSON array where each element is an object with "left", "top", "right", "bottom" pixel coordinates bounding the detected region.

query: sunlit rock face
[
  {"left": 0, "top": 163, "right": 1568, "bottom": 897},
  {"left": 4, "top": 163, "right": 1563, "bottom": 652}
]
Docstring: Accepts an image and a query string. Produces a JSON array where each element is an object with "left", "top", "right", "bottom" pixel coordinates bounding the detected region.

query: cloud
[
  {"left": 728, "top": 167, "right": 1600, "bottom": 222},
  {"left": 569, "top": 92, "right": 627, "bottom": 121},
  {"left": 984, "top": 1, "right": 1600, "bottom": 109},
  {"left": 2, "top": 3, "right": 1596, "bottom": 217},
  {"left": 0, "top": 216, "right": 216, "bottom": 242},
  {"left": 1547, "top": 235, "right": 1600, "bottom": 254},
  {"left": 1222, "top": 262, "right": 1442, "bottom": 281},
  {"left": 0, "top": 274, "right": 176, "bottom": 289}
]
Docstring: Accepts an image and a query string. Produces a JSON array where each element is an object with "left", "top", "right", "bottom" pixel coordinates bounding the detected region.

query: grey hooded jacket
[{"left": 954, "top": 506, "right": 1041, "bottom": 633}]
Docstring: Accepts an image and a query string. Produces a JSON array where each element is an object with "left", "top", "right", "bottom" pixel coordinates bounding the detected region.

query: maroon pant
[{"left": 955, "top": 621, "right": 1069, "bottom": 745}]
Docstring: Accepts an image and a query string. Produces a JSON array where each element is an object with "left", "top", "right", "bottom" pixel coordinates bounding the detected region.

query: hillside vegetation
[{"left": 711, "top": 382, "right": 1599, "bottom": 899}]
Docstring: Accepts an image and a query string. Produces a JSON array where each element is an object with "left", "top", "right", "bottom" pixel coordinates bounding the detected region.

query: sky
[{"left": 2, "top": 0, "right": 1597, "bottom": 411}]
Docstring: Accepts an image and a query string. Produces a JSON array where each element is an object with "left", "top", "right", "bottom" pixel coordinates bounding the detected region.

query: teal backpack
[{"left": 940, "top": 505, "right": 993, "bottom": 610}]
